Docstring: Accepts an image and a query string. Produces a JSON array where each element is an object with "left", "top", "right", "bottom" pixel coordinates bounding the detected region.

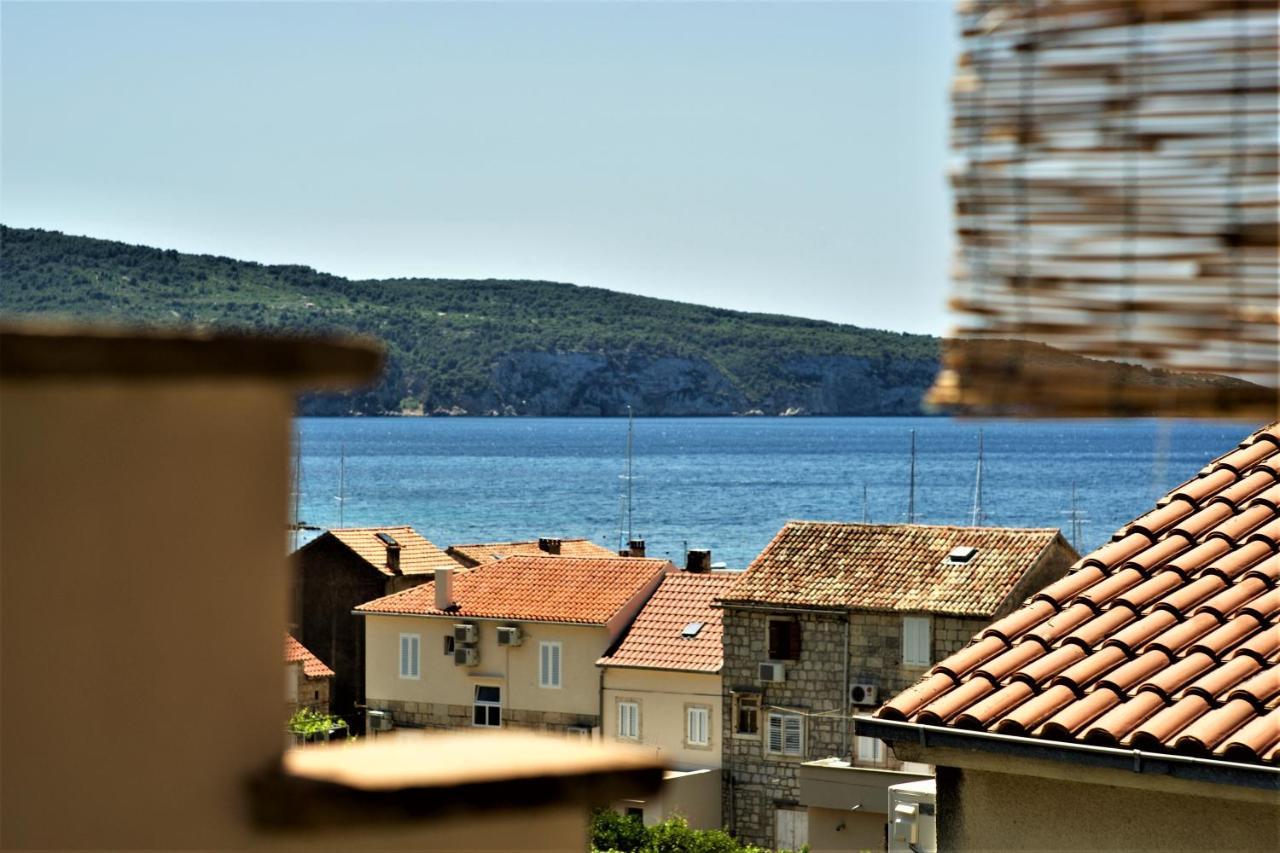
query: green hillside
[{"left": 0, "top": 225, "right": 941, "bottom": 415}]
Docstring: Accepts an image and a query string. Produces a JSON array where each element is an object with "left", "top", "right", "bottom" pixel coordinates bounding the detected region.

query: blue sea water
[{"left": 295, "top": 417, "right": 1256, "bottom": 568}]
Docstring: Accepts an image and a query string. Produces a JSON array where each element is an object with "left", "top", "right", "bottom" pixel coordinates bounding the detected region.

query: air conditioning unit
[
  {"left": 759, "top": 662, "right": 785, "bottom": 683},
  {"left": 496, "top": 626, "right": 523, "bottom": 647},
  {"left": 366, "top": 710, "right": 394, "bottom": 733},
  {"left": 453, "top": 623, "right": 478, "bottom": 644},
  {"left": 850, "top": 682, "right": 879, "bottom": 706},
  {"left": 454, "top": 646, "right": 479, "bottom": 667}
]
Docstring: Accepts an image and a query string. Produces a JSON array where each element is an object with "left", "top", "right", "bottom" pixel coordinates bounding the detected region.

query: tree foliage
[
  {"left": 0, "top": 226, "right": 939, "bottom": 415},
  {"left": 588, "top": 810, "right": 789, "bottom": 853}
]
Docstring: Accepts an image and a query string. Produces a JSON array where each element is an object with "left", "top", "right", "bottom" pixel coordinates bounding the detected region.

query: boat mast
[
  {"left": 291, "top": 426, "right": 303, "bottom": 552},
  {"left": 335, "top": 443, "right": 346, "bottom": 528},
  {"left": 907, "top": 429, "right": 917, "bottom": 524},
  {"left": 970, "top": 428, "right": 985, "bottom": 526},
  {"left": 862, "top": 483, "right": 870, "bottom": 523},
  {"left": 626, "top": 405, "right": 634, "bottom": 542}
]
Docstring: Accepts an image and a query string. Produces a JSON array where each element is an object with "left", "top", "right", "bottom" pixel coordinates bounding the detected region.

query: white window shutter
[
  {"left": 768, "top": 714, "right": 783, "bottom": 752},
  {"left": 410, "top": 636, "right": 419, "bottom": 677},
  {"left": 551, "top": 643, "right": 561, "bottom": 687},
  {"left": 784, "top": 716, "right": 802, "bottom": 755},
  {"left": 400, "top": 636, "right": 409, "bottom": 677}
]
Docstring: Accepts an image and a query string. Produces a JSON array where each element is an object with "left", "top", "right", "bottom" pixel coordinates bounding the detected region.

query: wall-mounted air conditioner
[
  {"left": 758, "top": 662, "right": 785, "bottom": 683},
  {"left": 367, "top": 710, "right": 394, "bottom": 733},
  {"left": 454, "top": 647, "right": 479, "bottom": 667},
  {"left": 496, "top": 626, "right": 523, "bottom": 647},
  {"left": 453, "top": 623, "right": 478, "bottom": 644},
  {"left": 850, "top": 682, "right": 879, "bottom": 706}
]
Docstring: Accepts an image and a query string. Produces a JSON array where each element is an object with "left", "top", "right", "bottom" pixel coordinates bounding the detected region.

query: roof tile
[
  {"left": 875, "top": 422, "right": 1280, "bottom": 768},
  {"left": 284, "top": 634, "right": 335, "bottom": 679},
  {"left": 720, "top": 522, "right": 1071, "bottom": 616},
  {"left": 324, "top": 527, "right": 459, "bottom": 576},
  {"left": 597, "top": 572, "right": 737, "bottom": 673},
  {"left": 355, "top": 555, "right": 669, "bottom": 625},
  {"left": 445, "top": 538, "right": 618, "bottom": 568}
]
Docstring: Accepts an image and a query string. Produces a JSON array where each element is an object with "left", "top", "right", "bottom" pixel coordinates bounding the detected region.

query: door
[{"left": 775, "top": 807, "right": 809, "bottom": 852}]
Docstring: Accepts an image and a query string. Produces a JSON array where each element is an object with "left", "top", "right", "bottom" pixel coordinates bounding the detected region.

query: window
[
  {"left": 473, "top": 685, "right": 501, "bottom": 727},
  {"left": 903, "top": 616, "right": 932, "bottom": 667},
  {"left": 766, "top": 712, "right": 803, "bottom": 757},
  {"left": 539, "top": 641, "right": 562, "bottom": 688},
  {"left": 618, "top": 701, "right": 640, "bottom": 740},
  {"left": 856, "top": 735, "right": 886, "bottom": 765},
  {"left": 398, "top": 633, "right": 420, "bottom": 679},
  {"left": 734, "top": 694, "right": 761, "bottom": 736},
  {"left": 767, "top": 617, "right": 801, "bottom": 660},
  {"left": 443, "top": 635, "right": 455, "bottom": 655},
  {"left": 686, "top": 706, "right": 710, "bottom": 747}
]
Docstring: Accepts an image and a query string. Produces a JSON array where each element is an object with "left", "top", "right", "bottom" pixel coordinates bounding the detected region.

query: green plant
[
  {"left": 589, "top": 811, "right": 769, "bottom": 853},
  {"left": 287, "top": 707, "right": 347, "bottom": 739}
]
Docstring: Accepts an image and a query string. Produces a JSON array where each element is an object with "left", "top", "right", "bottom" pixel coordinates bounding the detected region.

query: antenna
[
  {"left": 335, "top": 442, "right": 346, "bottom": 528},
  {"left": 907, "top": 429, "right": 917, "bottom": 524},
  {"left": 970, "top": 428, "right": 985, "bottom": 526}
]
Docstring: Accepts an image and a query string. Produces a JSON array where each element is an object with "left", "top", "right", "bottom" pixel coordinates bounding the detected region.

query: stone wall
[
  {"left": 721, "top": 607, "right": 991, "bottom": 849},
  {"left": 291, "top": 672, "right": 331, "bottom": 715},
  {"left": 367, "top": 697, "right": 598, "bottom": 734}
]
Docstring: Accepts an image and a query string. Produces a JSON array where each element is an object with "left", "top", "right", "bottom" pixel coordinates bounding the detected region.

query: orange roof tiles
[
  {"left": 355, "top": 555, "right": 669, "bottom": 625},
  {"left": 285, "top": 634, "right": 334, "bottom": 679},
  {"left": 446, "top": 538, "right": 616, "bottom": 568},
  {"left": 598, "top": 572, "right": 738, "bottom": 673},
  {"left": 327, "top": 526, "right": 459, "bottom": 576},
  {"left": 720, "top": 522, "right": 1072, "bottom": 616},
  {"left": 877, "top": 422, "right": 1280, "bottom": 768}
]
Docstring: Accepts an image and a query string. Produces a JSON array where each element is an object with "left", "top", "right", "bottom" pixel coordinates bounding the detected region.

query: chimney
[
  {"left": 538, "top": 537, "right": 562, "bottom": 555},
  {"left": 434, "top": 566, "right": 454, "bottom": 611},
  {"left": 627, "top": 539, "right": 646, "bottom": 558},
  {"left": 685, "top": 549, "right": 712, "bottom": 573},
  {"left": 376, "top": 532, "right": 402, "bottom": 574}
]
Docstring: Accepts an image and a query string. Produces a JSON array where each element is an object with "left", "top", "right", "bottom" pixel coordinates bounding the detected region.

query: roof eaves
[{"left": 856, "top": 716, "right": 1280, "bottom": 793}]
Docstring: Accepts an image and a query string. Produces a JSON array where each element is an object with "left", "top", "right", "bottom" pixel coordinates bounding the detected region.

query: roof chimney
[
  {"left": 685, "top": 549, "right": 711, "bottom": 573},
  {"left": 627, "top": 539, "right": 646, "bottom": 558},
  {"left": 434, "top": 566, "right": 455, "bottom": 611},
  {"left": 376, "top": 532, "right": 402, "bottom": 574},
  {"left": 538, "top": 537, "right": 562, "bottom": 555}
]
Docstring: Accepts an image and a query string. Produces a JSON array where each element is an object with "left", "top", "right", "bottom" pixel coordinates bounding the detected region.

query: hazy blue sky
[{"left": 2, "top": 1, "right": 957, "bottom": 335}]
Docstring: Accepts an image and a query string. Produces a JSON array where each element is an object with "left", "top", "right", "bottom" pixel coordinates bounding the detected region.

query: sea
[{"left": 294, "top": 417, "right": 1257, "bottom": 568}]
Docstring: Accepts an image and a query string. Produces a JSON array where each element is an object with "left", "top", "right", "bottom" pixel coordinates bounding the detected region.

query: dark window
[
  {"left": 443, "top": 636, "right": 455, "bottom": 655},
  {"left": 735, "top": 694, "right": 760, "bottom": 735},
  {"left": 474, "top": 685, "right": 501, "bottom": 727},
  {"left": 626, "top": 808, "right": 644, "bottom": 819},
  {"left": 768, "top": 618, "right": 801, "bottom": 660}
]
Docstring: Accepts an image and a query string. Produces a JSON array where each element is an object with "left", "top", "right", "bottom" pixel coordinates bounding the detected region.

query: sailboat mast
[
  {"left": 862, "top": 483, "right": 870, "bottom": 523},
  {"left": 907, "top": 429, "right": 917, "bottom": 524},
  {"left": 291, "top": 426, "right": 303, "bottom": 552},
  {"left": 336, "top": 443, "right": 346, "bottom": 528},
  {"left": 626, "top": 406, "right": 634, "bottom": 542},
  {"left": 970, "top": 428, "right": 985, "bottom": 526}
]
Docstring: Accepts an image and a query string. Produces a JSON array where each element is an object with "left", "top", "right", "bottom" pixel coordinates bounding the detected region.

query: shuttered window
[
  {"left": 686, "top": 707, "right": 710, "bottom": 747},
  {"left": 618, "top": 701, "right": 639, "bottom": 739},
  {"left": 767, "top": 618, "right": 801, "bottom": 660},
  {"left": 539, "top": 641, "right": 562, "bottom": 688},
  {"left": 399, "top": 633, "right": 420, "bottom": 679},
  {"left": 902, "top": 616, "right": 931, "bottom": 666},
  {"left": 856, "top": 735, "right": 885, "bottom": 764},
  {"left": 766, "top": 712, "right": 803, "bottom": 756}
]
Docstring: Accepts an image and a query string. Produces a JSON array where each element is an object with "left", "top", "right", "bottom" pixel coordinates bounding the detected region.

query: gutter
[{"left": 854, "top": 716, "right": 1280, "bottom": 792}]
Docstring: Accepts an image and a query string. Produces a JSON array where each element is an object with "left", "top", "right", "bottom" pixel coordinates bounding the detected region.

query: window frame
[
  {"left": 766, "top": 616, "right": 801, "bottom": 661},
  {"left": 856, "top": 734, "right": 886, "bottom": 765},
  {"left": 902, "top": 615, "right": 932, "bottom": 667},
  {"left": 765, "top": 711, "right": 804, "bottom": 757},
  {"left": 473, "top": 684, "right": 501, "bottom": 728},
  {"left": 398, "top": 632, "right": 421, "bottom": 680},
  {"left": 617, "top": 699, "right": 640, "bottom": 740},
  {"left": 685, "top": 704, "right": 711, "bottom": 749},
  {"left": 539, "top": 641, "right": 563, "bottom": 689},
  {"left": 733, "top": 693, "right": 761, "bottom": 738}
]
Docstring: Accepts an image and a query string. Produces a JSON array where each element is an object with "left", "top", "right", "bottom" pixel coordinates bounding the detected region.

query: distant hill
[{"left": 0, "top": 226, "right": 942, "bottom": 415}]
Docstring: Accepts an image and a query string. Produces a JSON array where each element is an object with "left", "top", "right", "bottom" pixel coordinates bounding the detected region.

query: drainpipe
[{"left": 842, "top": 612, "right": 852, "bottom": 759}]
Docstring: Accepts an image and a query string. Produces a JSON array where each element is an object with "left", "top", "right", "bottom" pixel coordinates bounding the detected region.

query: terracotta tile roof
[
  {"left": 877, "top": 422, "right": 1280, "bottom": 768},
  {"left": 284, "top": 634, "right": 334, "bottom": 679},
  {"left": 720, "top": 522, "right": 1072, "bottom": 616},
  {"left": 326, "top": 526, "right": 459, "bottom": 576},
  {"left": 355, "top": 555, "right": 670, "bottom": 625},
  {"left": 446, "top": 538, "right": 617, "bottom": 568},
  {"left": 598, "top": 572, "right": 738, "bottom": 673}
]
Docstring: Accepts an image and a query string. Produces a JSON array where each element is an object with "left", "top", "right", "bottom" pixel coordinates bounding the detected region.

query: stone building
[
  {"left": 715, "top": 521, "right": 1077, "bottom": 851},
  {"left": 285, "top": 634, "right": 335, "bottom": 716},
  {"left": 358, "top": 555, "right": 671, "bottom": 734},
  {"left": 293, "top": 525, "right": 460, "bottom": 721}
]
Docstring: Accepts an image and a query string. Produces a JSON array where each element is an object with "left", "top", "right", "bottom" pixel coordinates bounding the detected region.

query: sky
[{"left": 1, "top": 1, "right": 958, "bottom": 335}]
